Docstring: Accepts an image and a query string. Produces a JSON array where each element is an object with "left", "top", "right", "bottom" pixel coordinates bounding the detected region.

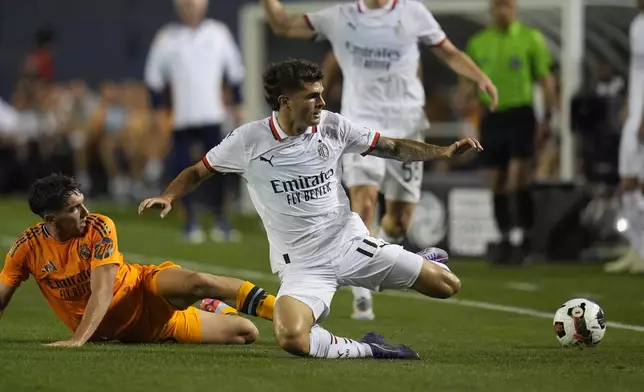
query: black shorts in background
[{"left": 479, "top": 106, "right": 536, "bottom": 169}]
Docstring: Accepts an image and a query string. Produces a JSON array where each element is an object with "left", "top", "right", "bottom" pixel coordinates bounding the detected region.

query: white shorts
[
  {"left": 618, "top": 128, "right": 644, "bottom": 180},
  {"left": 275, "top": 235, "right": 424, "bottom": 323},
  {"left": 342, "top": 154, "right": 424, "bottom": 203},
  {"left": 341, "top": 109, "right": 428, "bottom": 204}
]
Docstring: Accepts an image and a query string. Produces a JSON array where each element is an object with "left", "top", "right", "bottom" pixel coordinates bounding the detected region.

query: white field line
[{"left": 2, "top": 235, "right": 643, "bottom": 333}]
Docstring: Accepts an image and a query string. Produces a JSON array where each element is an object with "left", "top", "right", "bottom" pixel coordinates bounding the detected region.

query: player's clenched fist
[{"left": 138, "top": 196, "right": 172, "bottom": 218}]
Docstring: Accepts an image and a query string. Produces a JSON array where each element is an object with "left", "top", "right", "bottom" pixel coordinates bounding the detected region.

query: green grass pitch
[{"left": 1, "top": 197, "right": 643, "bottom": 392}]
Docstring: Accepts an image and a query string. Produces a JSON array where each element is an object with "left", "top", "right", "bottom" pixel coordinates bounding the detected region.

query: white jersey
[
  {"left": 144, "top": 19, "right": 244, "bottom": 129},
  {"left": 625, "top": 12, "right": 644, "bottom": 134},
  {"left": 305, "top": 0, "right": 446, "bottom": 134},
  {"left": 203, "top": 111, "right": 380, "bottom": 273}
]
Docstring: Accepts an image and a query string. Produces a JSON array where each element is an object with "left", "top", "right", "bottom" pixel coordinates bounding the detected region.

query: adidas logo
[{"left": 41, "top": 261, "right": 57, "bottom": 273}]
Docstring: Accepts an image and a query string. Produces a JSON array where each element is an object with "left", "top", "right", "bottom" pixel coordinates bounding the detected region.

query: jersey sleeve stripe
[
  {"left": 431, "top": 36, "right": 447, "bottom": 47},
  {"left": 92, "top": 215, "right": 112, "bottom": 234},
  {"left": 87, "top": 215, "right": 111, "bottom": 237},
  {"left": 202, "top": 156, "right": 217, "bottom": 173},
  {"left": 303, "top": 14, "right": 315, "bottom": 31},
  {"left": 361, "top": 131, "right": 381, "bottom": 156},
  {"left": 87, "top": 217, "right": 107, "bottom": 238}
]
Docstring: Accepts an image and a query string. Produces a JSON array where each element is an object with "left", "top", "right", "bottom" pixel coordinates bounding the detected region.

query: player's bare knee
[
  {"left": 273, "top": 324, "right": 310, "bottom": 356},
  {"left": 355, "top": 195, "right": 377, "bottom": 223},
  {"left": 414, "top": 263, "right": 461, "bottom": 299},
  {"left": 443, "top": 271, "right": 461, "bottom": 297}
]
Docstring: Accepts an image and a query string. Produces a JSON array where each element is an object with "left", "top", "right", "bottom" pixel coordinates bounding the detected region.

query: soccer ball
[{"left": 553, "top": 298, "right": 606, "bottom": 347}]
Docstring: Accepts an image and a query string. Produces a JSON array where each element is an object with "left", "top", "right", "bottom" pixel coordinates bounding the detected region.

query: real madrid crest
[
  {"left": 79, "top": 243, "right": 91, "bottom": 261},
  {"left": 317, "top": 140, "right": 329, "bottom": 160}
]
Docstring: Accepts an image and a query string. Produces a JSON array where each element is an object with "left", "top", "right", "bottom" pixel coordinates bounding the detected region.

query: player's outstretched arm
[
  {"left": 261, "top": 0, "right": 315, "bottom": 39},
  {"left": 0, "top": 282, "right": 17, "bottom": 324},
  {"left": 138, "top": 161, "right": 214, "bottom": 218},
  {"left": 46, "top": 264, "right": 117, "bottom": 347},
  {"left": 430, "top": 40, "right": 498, "bottom": 111},
  {"left": 369, "top": 136, "right": 483, "bottom": 163}
]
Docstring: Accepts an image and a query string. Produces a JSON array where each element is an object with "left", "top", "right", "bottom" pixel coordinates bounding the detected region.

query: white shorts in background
[
  {"left": 342, "top": 150, "right": 424, "bottom": 203},
  {"left": 276, "top": 235, "right": 424, "bottom": 323},
  {"left": 341, "top": 108, "right": 428, "bottom": 204},
  {"left": 619, "top": 126, "right": 644, "bottom": 180}
]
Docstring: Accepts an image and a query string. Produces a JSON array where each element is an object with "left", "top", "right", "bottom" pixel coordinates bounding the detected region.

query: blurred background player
[
  {"left": 144, "top": 0, "right": 244, "bottom": 243},
  {"left": 457, "top": 0, "right": 557, "bottom": 265},
  {"left": 604, "top": 0, "right": 644, "bottom": 274},
  {"left": 0, "top": 174, "right": 275, "bottom": 346},
  {"left": 261, "top": 0, "right": 496, "bottom": 320}
]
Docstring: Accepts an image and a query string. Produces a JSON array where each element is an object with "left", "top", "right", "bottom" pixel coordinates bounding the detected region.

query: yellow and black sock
[{"left": 236, "top": 281, "right": 275, "bottom": 321}]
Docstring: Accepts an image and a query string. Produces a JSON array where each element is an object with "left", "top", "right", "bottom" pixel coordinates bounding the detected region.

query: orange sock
[{"left": 236, "top": 281, "right": 275, "bottom": 321}]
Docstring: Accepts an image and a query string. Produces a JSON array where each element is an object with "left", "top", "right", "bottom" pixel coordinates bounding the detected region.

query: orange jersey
[{"left": 0, "top": 214, "right": 163, "bottom": 340}]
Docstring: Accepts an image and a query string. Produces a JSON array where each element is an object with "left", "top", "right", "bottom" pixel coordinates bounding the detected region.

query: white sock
[
  {"left": 376, "top": 227, "right": 403, "bottom": 244},
  {"left": 351, "top": 286, "right": 372, "bottom": 302},
  {"left": 308, "top": 324, "right": 373, "bottom": 359},
  {"left": 623, "top": 191, "right": 644, "bottom": 259}
]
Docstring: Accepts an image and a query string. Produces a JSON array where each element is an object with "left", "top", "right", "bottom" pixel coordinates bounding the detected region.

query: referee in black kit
[
  {"left": 145, "top": 0, "right": 244, "bottom": 243},
  {"left": 458, "top": 0, "right": 558, "bottom": 264}
]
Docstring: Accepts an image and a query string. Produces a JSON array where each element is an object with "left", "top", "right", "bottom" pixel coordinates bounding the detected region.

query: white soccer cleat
[
  {"left": 351, "top": 296, "right": 375, "bottom": 321},
  {"left": 184, "top": 228, "right": 206, "bottom": 244}
]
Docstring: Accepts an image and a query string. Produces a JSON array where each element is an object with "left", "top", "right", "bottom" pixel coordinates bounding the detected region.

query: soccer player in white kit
[
  {"left": 139, "top": 59, "right": 483, "bottom": 359},
  {"left": 261, "top": 0, "right": 497, "bottom": 320},
  {"left": 604, "top": 0, "right": 644, "bottom": 274}
]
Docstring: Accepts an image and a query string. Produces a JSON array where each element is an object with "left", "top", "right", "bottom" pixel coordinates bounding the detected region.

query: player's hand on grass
[
  {"left": 45, "top": 339, "right": 84, "bottom": 347},
  {"left": 445, "top": 137, "right": 483, "bottom": 158},
  {"left": 478, "top": 78, "right": 498, "bottom": 112},
  {"left": 138, "top": 196, "right": 172, "bottom": 218}
]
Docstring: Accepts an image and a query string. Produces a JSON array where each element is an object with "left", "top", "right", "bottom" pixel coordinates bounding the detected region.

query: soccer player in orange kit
[{"left": 0, "top": 174, "right": 274, "bottom": 346}]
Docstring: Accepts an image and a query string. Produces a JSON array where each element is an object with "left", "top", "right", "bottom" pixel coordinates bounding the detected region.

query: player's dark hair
[
  {"left": 263, "top": 59, "right": 324, "bottom": 110},
  {"left": 28, "top": 173, "right": 81, "bottom": 217}
]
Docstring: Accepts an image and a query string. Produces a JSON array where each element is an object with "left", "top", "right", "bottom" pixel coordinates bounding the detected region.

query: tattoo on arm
[{"left": 369, "top": 137, "right": 448, "bottom": 163}]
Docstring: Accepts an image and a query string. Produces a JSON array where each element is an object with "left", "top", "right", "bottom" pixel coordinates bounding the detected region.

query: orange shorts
[{"left": 108, "top": 261, "right": 203, "bottom": 344}]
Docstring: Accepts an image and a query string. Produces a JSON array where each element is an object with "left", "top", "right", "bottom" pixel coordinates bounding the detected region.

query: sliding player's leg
[
  {"left": 273, "top": 295, "right": 374, "bottom": 359},
  {"left": 273, "top": 269, "right": 418, "bottom": 359},
  {"left": 342, "top": 153, "right": 386, "bottom": 321},
  {"left": 161, "top": 306, "right": 259, "bottom": 344},
  {"left": 339, "top": 236, "right": 460, "bottom": 302},
  {"left": 153, "top": 262, "right": 275, "bottom": 320}
]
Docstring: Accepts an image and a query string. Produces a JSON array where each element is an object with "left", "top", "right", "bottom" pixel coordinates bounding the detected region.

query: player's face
[
  {"left": 47, "top": 191, "right": 89, "bottom": 238},
  {"left": 290, "top": 81, "right": 326, "bottom": 126},
  {"left": 491, "top": 0, "right": 517, "bottom": 27},
  {"left": 176, "top": 0, "right": 207, "bottom": 25}
]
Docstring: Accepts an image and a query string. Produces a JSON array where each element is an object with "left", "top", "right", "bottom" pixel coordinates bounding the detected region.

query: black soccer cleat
[{"left": 360, "top": 332, "right": 420, "bottom": 360}]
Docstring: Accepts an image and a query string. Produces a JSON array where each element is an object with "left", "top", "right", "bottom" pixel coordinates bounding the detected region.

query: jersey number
[{"left": 402, "top": 162, "right": 422, "bottom": 183}]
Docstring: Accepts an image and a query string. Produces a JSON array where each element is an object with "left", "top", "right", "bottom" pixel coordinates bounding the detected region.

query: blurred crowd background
[{"left": 0, "top": 0, "right": 637, "bottom": 259}]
